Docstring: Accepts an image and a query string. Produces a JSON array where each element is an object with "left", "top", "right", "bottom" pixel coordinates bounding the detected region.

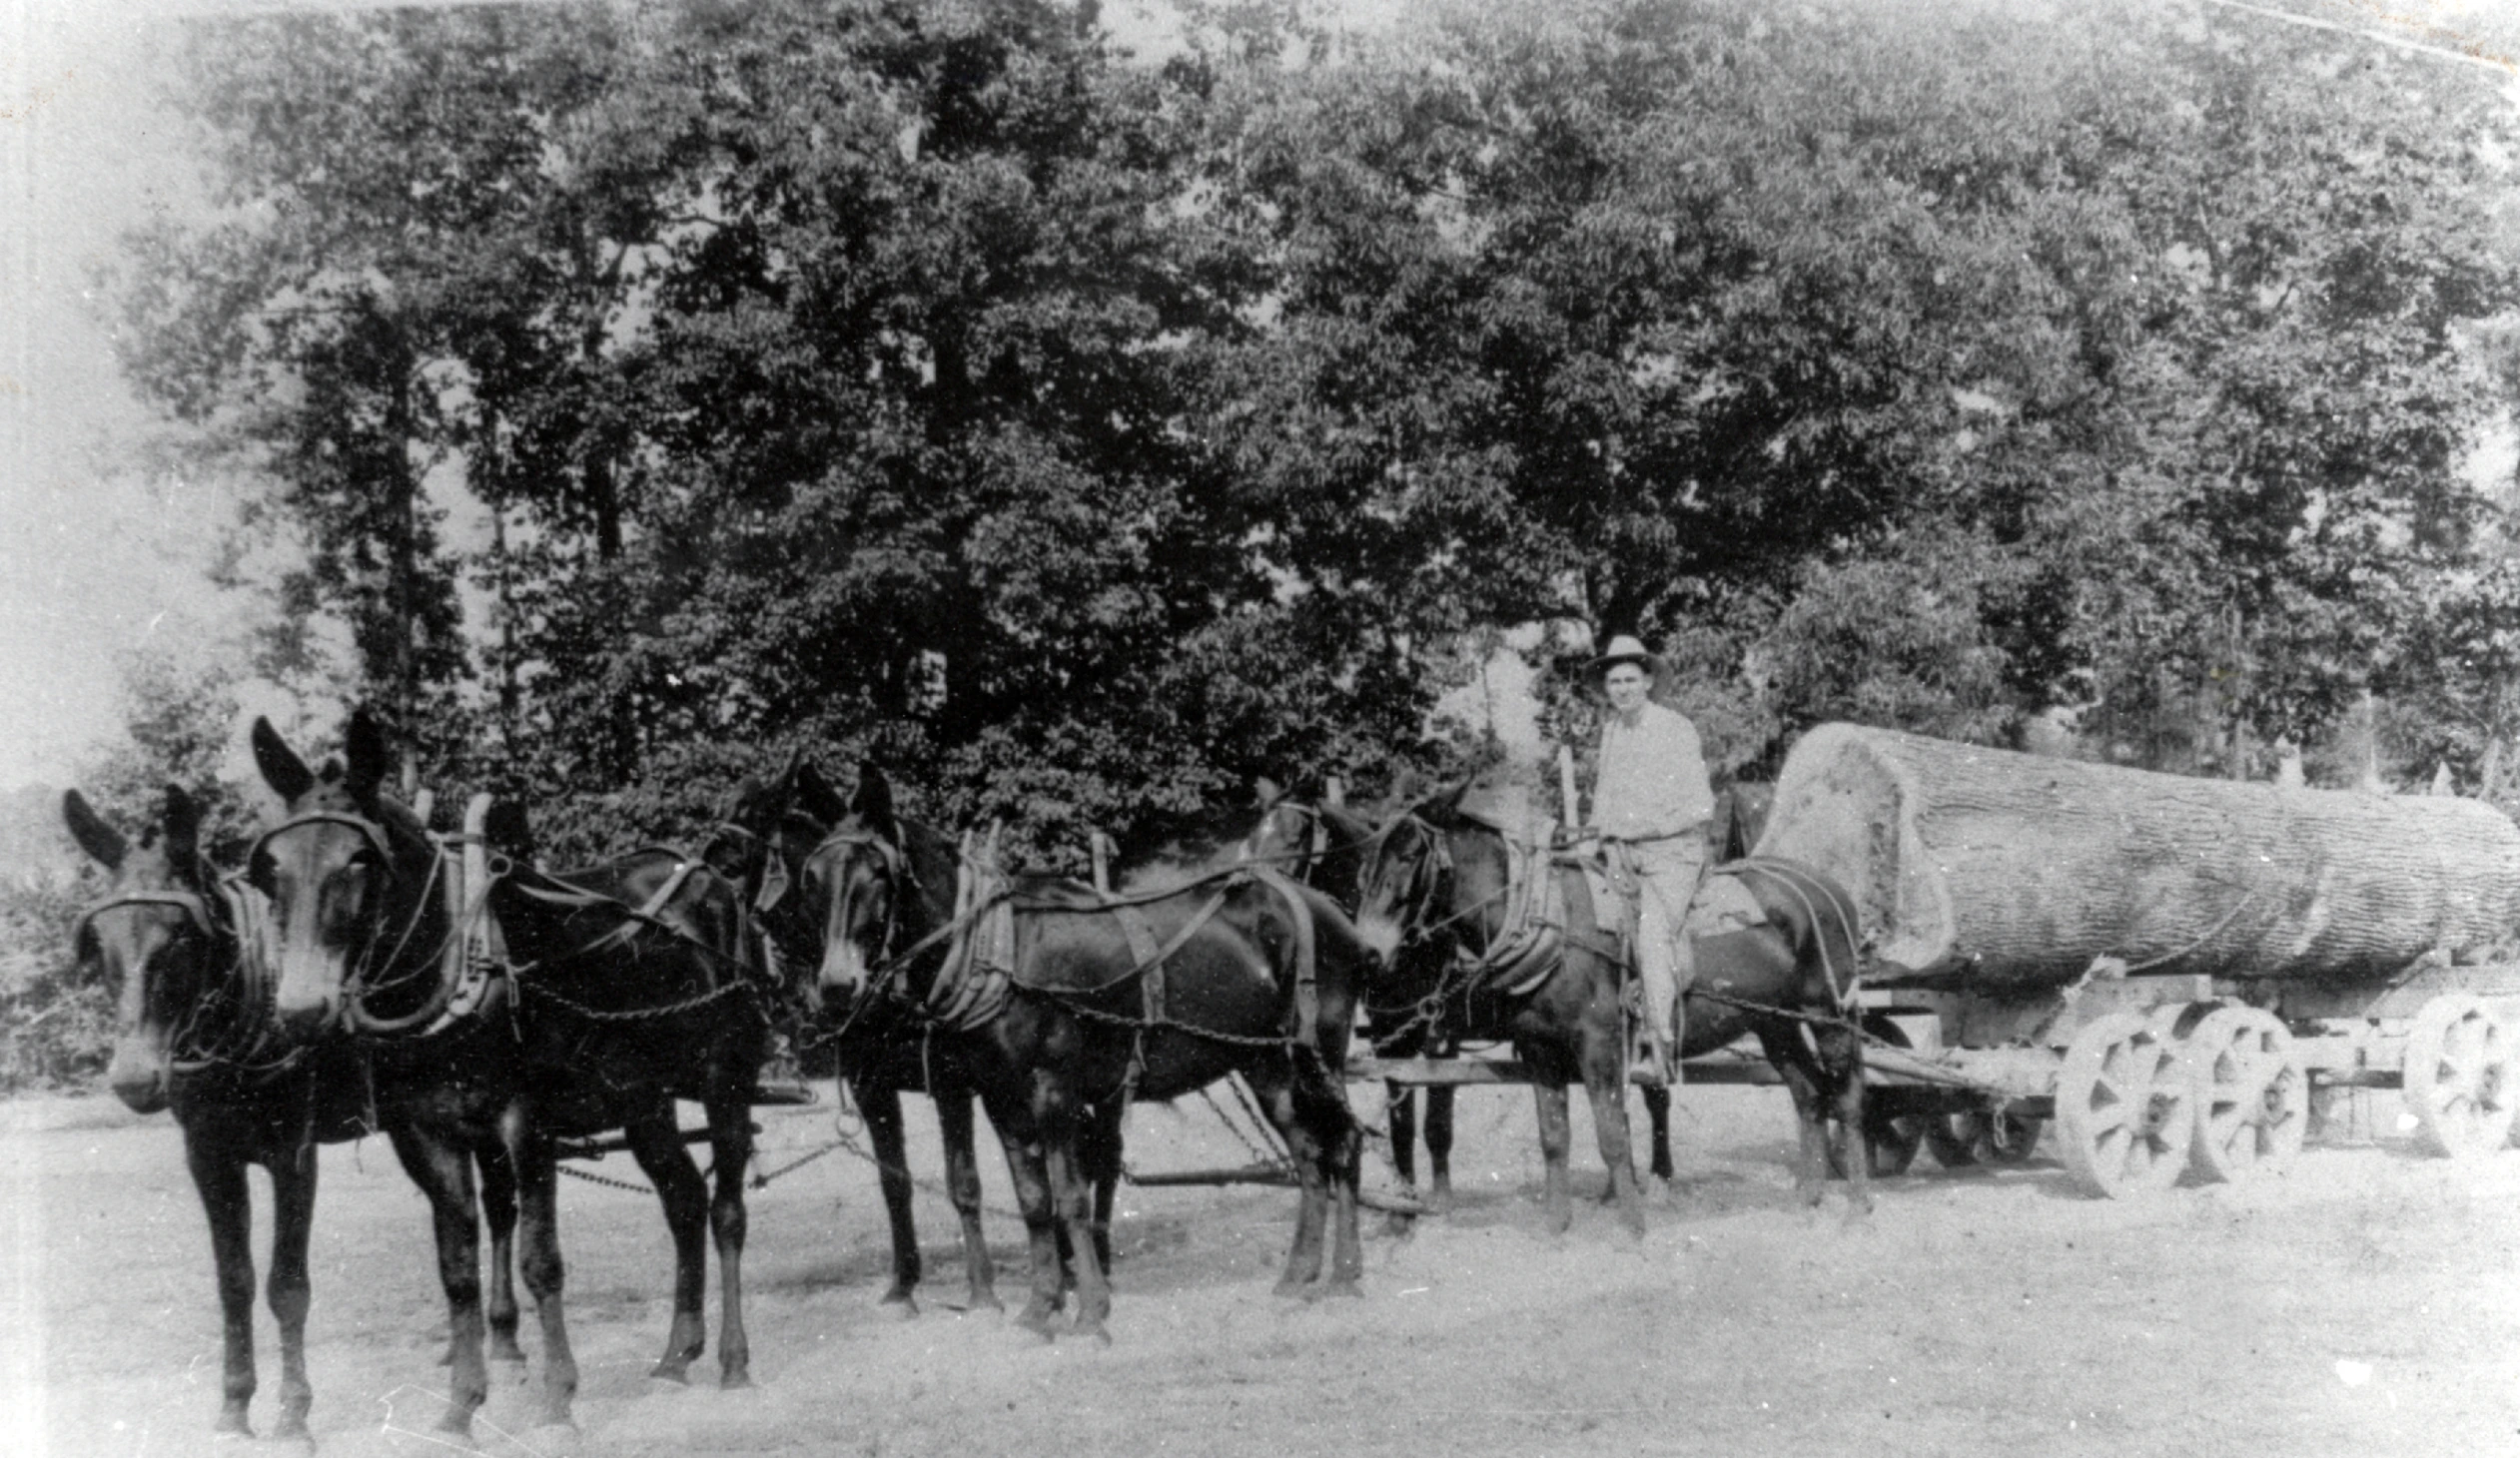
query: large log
[{"left": 1752, "top": 723, "right": 2520, "bottom": 993}]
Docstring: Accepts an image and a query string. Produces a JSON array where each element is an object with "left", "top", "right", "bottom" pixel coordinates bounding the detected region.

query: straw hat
[{"left": 1589, "top": 633, "right": 1670, "bottom": 692}]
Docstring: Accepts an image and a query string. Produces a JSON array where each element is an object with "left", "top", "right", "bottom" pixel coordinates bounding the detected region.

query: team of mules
[{"left": 63, "top": 713, "right": 1869, "bottom": 1444}]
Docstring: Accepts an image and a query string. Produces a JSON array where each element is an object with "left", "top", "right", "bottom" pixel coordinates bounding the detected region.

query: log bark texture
[{"left": 1753, "top": 723, "right": 2520, "bottom": 992}]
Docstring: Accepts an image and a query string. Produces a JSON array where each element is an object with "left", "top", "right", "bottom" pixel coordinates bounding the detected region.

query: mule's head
[
  {"left": 1352, "top": 786, "right": 1463, "bottom": 965},
  {"left": 66, "top": 786, "right": 222, "bottom": 1114},
  {"left": 799, "top": 765, "right": 914, "bottom": 1008},
  {"left": 246, "top": 710, "right": 412, "bottom": 1038}
]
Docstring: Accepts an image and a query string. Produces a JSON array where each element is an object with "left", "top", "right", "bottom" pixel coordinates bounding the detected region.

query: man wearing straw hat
[{"left": 1587, "top": 633, "right": 1714, "bottom": 1088}]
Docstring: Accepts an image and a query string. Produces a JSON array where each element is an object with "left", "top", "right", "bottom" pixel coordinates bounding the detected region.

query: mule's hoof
[
  {"left": 1015, "top": 1307, "right": 1059, "bottom": 1342},
  {"left": 524, "top": 1421, "right": 582, "bottom": 1456},
  {"left": 1317, "top": 1279, "right": 1364, "bottom": 1301},
  {"left": 267, "top": 1431, "right": 318, "bottom": 1458},
  {"left": 648, "top": 1358, "right": 693, "bottom": 1383},
  {"left": 1073, "top": 1320, "right": 1113, "bottom": 1347},
  {"left": 719, "top": 1367, "right": 753, "bottom": 1391},
  {"left": 490, "top": 1338, "right": 529, "bottom": 1365},
  {"left": 431, "top": 1411, "right": 475, "bottom": 1440}
]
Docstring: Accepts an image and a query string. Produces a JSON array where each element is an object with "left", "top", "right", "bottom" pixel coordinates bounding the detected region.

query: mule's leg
[
  {"left": 387, "top": 1126, "right": 490, "bottom": 1437},
  {"left": 855, "top": 1075, "right": 923, "bottom": 1314},
  {"left": 1757, "top": 1028, "right": 1832, "bottom": 1207},
  {"left": 264, "top": 1141, "right": 320, "bottom": 1445},
  {"left": 1642, "top": 1085, "right": 1675, "bottom": 1185},
  {"left": 934, "top": 1084, "right": 1002, "bottom": 1313},
  {"left": 703, "top": 1094, "right": 754, "bottom": 1388},
  {"left": 1820, "top": 1022, "right": 1873, "bottom": 1216},
  {"left": 474, "top": 1142, "right": 527, "bottom": 1364},
  {"left": 1323, "top": 1105, "right": 1365, "bottom": 1296},
  {"left": 1290, "top": 1062, "right": 1366, "bottom": 1297},
  {"left": 1423, "top": 1084, "right": 1457, "bottom": 1209},
  {"left": 1578, "top": 1062, "right": 1647, "bottom": 1237},
  {"left": 184, "top": 1133, "right": 259, "bottom": 1438},
  {"left": 1251, "top": 1066, "right": 1329, "bottom": 1295},
  {"left": 1034, "top": 1077, "right": 1113, "bottom": 1342},
  {"left": 1529, "top": 1082, "right": 1575, "bottom": 1234},
  {"left": 1382, "top": 1080, "right": 1419, "bottom": 1234},
  {"left": 1080, "top": 1099, "right": 1126, "bottom": 1283},
  {"left": 620, "top": 1109, "right": 709, "bottom": 1380},
  {"left": 983, "top": 1090, "right": 1066, "bottom": 1338},
  {"left": 503, "top": 1110, "right": 579, "bottom": 1434}
]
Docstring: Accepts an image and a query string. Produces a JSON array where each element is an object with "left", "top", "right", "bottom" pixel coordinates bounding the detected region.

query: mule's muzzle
[
  {"left": 817, "top": 942, "right": 871, "bottom": 1002},
  {"left": 1352, "top": 912, "right": 1404, "bottom": 966},
  {"left": 271, "top": 991, "right": 344, "bottom": 1041},
  {"left": 107, "top": 1039, "right": 171, "bottom": 1115}
]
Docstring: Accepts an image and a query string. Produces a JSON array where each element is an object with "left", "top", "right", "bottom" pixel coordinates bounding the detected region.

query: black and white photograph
[{"left": 7, "top": 1, "right": 2520, "bottom": 1454}]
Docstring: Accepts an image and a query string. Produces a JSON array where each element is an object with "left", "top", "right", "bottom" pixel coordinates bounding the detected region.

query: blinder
[
  {"left": 249, "top": 811, "right": 398, "bottom": 888},
  {"left": 74, "top": 889, "right": 216, "bottom": 963}
]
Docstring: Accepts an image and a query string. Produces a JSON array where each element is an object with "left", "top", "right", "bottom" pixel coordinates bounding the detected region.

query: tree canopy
[{"left": 103, "top": 0, "right": 2520, "bottom": 856}]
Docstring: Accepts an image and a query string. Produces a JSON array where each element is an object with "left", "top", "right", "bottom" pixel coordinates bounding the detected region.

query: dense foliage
[{"left": 101, "top": 0, "right": 2520, "bottom": 862}]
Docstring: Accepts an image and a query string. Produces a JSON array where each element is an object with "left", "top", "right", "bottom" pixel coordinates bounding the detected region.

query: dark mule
[
  {"left": 1114, "top": 784, "right": 1507, "bottom": 1225},
  {"left": 808, "top": 767, "right": 1366, "bottom": 1341},
  {"left": 1666, "top": 856, "right": 1872, "bottom": 1210},
  {"left": 64, "top": 785, "right": 393, "bottom": 1448},
  {"left": 247, "top": 713, "right": 579, "bottom": 1443},
  {"left": 1350, "top": 784, "right": 1649, "bottom": 1234},
  {"left": 1354, "top": 782, "right": 1872, "bottom": 1225},
  {"left": 718, "top": 760, "right": 1004, "bottom": 1317},
  {"left": 479, "top": 795, "right": 775, "bottom": 1386}
]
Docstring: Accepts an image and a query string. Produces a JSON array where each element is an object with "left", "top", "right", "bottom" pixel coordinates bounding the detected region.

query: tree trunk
[{"left": 1753, "top": 722, "right": 2520, "bottom": 992}]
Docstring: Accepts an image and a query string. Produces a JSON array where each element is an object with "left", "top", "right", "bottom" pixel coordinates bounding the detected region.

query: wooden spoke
[
  {"left": 2183, "top": 1005, "right": 2307, "bottom": 1182},
  {"left": 2055, "top": 1012, "right": 2194, "bottom": 1198},
  {"left": 2403, "top": 994, "right": 2518, "bottom": 1160}
]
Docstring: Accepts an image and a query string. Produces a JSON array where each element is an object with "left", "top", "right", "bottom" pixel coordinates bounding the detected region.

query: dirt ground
[{"left": 4, "top": 1076, "right": 2517, "bottom": 1458}]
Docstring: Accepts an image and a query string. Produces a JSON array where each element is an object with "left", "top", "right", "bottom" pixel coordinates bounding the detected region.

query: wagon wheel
[
  {"left": 2402, "top": 994, "right": 2518, "bottom": 1160},
  {"left": 2054, "top": 1012, "right": 2195, "bottom": 1198},
  {"left": 1922, "top": 1106, "right": 2045, "bottom": 1168},
  {"left": 2183, "top": 1005, "right": 2307, "bottom": 1181},
  {"left": 1858, "top": 1016, "right": 1927, "bottom": 1176}
]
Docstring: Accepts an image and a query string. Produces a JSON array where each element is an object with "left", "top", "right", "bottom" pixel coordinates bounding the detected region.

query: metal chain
[
  {"left": 1045, "top": 991, "right": 1300, "bottom": 1050},
  {"left": 748, "top": 1138, "right": 845, "bottom": 1188},
  {"left": 823, "top": 1115, "right": 1030, "bottom": 1222},
  {"left": 556, "top": 1160, "right": 657, "bottom": 1194},
  {"left": 516, "top": 974, "right": 763, "bottom": 1025}
]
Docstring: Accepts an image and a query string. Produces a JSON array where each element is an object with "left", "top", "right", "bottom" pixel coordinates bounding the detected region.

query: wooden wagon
[{"left": 1731, "top": 723, "right": 2520, "bottom": 1198}]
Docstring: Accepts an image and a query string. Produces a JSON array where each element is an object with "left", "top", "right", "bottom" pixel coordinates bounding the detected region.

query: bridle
[
  {"left": 1361, "top": 812, "right": 1458, "bottom": 949},
  {"left": 250, "top": 807, "right": 457, "bottom": 1037},
  {"left": 75, "top": 889, "right": 215, "bottom": 954},
  {"left": 804, "top": 827, "right": 921, "bottom": 1000},
  {"left": 80, "top": 878, "right": 305, "bottom": 1075}
]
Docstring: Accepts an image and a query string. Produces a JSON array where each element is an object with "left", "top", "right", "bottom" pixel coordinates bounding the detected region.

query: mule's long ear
[
  {"left": 793, "top": 760, "right": 849, "bottom": 827},
  {"left": 853, "top": 764, "right": 897, "bottom": 830},
  {"left": 62, "top": 790, "right": 126, "bottom": 871},
  {"left": 162, "top": 785, "right": 202, "bottom": 881},
  {"left": 252, "top": 717, "right": 316, "bottom": 805},
  {"left": 343, "top": 709, "right": 390, "bottom": 806},
  {"left": 1253, "top": 775, "right": 1285, "bottom": 809}
]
